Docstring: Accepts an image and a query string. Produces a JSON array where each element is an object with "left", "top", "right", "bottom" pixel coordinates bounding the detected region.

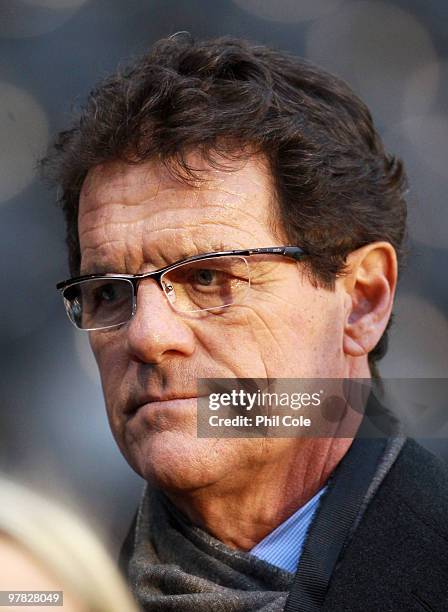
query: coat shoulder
[
  {"left": 323, "top": 439, "right": 448, "bottom": 611},
  {"left": 385, "top": 438, "right": 448, "bottom": 539}
]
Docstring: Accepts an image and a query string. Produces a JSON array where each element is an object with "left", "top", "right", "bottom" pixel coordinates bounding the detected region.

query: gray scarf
[{"left": 126, "top": 485, "right": 294, "bottom": 611}]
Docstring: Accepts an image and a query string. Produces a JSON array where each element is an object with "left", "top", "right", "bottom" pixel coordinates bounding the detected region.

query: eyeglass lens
[
  {"left": 63, "top": 278, "right": 134, "bottom": 330},
  {"left": 62, "top": 256, "right": 250, "bottom": 330}
]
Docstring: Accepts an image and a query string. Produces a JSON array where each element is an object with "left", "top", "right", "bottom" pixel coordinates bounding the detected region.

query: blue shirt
[{"left": 249, "top": 487, "right": 327, "bottom": 573}]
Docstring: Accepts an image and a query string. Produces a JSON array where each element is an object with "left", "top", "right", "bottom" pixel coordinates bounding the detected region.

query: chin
[{"left": 125, "top": 429, "right": 229, "bottom": 493}]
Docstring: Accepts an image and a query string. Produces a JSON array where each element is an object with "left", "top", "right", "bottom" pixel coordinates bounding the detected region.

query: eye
[
  {"left": 93, "top": 282, "right": 122, "bottom": 306},
  {"left": 99, "top": 284, "right": 118, "bottom": 301},
  {"left": 194, "top": 269, "right": 217, "bottom": 286}
]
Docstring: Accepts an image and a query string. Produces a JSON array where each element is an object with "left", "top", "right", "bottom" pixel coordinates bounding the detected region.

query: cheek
[
  {"left": 190, "top": 302, "right": 307, "bottom": 378},
  {"left": 191, "top": 311, "right": 266, "bottom": 376},
  {"left": 222, "top": 292, "right": 345, "bottom": 377},
  {"left": 297, "top": 296, "right": 346, "bottom": 372}
]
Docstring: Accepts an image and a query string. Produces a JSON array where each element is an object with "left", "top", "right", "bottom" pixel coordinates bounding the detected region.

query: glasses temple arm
[{"left": 246, "top": 246, "right": 307, "bottom": 260}]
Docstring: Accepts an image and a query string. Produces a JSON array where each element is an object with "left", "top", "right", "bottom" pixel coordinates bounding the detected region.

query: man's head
[{"left": 44, "top": 35, "right": 407, "bottom": 492}]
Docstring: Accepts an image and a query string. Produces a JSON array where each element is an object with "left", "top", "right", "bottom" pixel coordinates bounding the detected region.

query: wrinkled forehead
[
  {"left": 77, "top": 153, "right": 278, "bottom": 273},
  {"left": 79, "top": 154, "right": 273, "bottom": 217}
]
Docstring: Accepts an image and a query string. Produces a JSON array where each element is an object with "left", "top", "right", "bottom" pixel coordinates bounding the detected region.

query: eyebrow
[{"left": 80, "top": 243, "right": 241, "bottom": 276}]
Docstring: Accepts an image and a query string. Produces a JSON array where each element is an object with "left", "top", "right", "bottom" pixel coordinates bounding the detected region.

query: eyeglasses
[{"left": 56, "top": 246, "right": 307, "bottom": 331}]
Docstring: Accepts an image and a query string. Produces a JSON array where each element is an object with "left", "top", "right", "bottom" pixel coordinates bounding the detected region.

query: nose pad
[{"left": 162, "top": 280, "right": 176, "bottom": 304}]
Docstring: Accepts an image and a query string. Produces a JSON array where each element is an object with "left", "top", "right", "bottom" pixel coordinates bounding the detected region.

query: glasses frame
[{"left": 56, "top": 246, "right": 308, "bottom": 331}]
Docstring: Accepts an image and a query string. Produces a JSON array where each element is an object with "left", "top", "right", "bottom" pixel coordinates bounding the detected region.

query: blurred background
[{"left": 0, "top": 0, "right": 447, "bottom": 556}]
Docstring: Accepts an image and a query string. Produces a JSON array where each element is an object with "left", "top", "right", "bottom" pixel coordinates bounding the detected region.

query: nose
[{"left": 124, "top": 278, "right": 195, "bottom": 364}]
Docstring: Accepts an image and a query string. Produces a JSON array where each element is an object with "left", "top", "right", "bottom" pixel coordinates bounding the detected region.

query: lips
[{"left": 123, "top": 394, "right": 199, "bottom": 418}]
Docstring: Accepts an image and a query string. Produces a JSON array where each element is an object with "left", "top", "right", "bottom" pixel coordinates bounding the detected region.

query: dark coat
[{"left": 320, "top": 439, "right": 448, "bottom": 611}]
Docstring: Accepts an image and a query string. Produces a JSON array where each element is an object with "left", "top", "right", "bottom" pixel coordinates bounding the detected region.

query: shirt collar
[{"left": 249, "top": 486, "right": 327, "bottom": 573}]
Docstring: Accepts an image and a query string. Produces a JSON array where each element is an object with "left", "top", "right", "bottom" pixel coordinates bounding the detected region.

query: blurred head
[
  {"left": 44, "top": 36, "right": 407, "bottom": 492},
  {"left": 0, "top": 477, "right": 138, "bottom": 612}
]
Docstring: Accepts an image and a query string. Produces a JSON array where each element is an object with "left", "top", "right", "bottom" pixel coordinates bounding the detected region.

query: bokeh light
[
  {"left": 402, "top": 61, "right": 440, "bottom": 119},
  {"left": 232, "top": 0, "right": 346, "bottom": 23},
  {"left": 380, "top": 294, "right": 448, "bottom": 378},
  {"left": 21, "top": 0, "right": 88, "bottom": 8},
  {"left": 0, "top": 82, "right": 49, "bottom": 203},
  {"left": 0, "top": 0, "right": 90, "bottom": 38},
  {"left": 383, "top": 114, "right": 448, "bottom": 248},
  {"left": 305, "top": 1, "right": 439, "bottom": 127}
]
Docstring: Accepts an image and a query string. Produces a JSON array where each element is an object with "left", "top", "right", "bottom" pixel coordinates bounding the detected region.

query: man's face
[{"left": 78, "top": 153, "right": 349, "bottom": 492}]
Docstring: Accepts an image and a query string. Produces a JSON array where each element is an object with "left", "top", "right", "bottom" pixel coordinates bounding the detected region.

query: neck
[{"left": 164, "top": 436, "right": 354, "bottom": 551}]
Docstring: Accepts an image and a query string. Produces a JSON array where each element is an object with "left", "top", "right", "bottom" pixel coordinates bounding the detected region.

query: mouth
[{"left": 124, "top": 395, "right": 201, "bottom": 419}]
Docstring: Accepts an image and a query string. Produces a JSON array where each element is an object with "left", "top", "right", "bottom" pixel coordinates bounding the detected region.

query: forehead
[{"left": 78, "top": 153, "right": 278, "bottom": 273}]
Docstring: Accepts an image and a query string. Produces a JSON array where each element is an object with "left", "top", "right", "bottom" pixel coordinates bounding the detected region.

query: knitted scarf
[{"left": 124, "top": 484, "right": 295, "bottom": 611}]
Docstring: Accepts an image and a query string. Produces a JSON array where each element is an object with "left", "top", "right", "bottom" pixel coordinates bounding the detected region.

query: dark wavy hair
[{"left": 42, "top": 34, "right": 408, "bottom": 378}]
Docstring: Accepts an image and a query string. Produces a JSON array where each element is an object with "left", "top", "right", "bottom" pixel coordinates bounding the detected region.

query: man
[{"left": 45, "top": 35, "right": 448, "bottom": 610}]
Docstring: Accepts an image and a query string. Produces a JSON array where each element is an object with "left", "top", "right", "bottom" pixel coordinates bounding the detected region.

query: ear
[{"left": 342, "top": 242, "right": 397, "bottom": 358}]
